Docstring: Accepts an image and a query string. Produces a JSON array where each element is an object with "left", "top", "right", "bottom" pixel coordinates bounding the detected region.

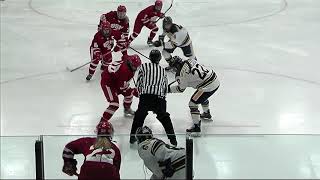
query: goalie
[{"left": 136, "top": 126, "right": 186, "bottom": 179}]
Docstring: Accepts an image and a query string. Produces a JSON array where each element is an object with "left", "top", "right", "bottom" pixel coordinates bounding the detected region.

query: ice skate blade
[{"left": 201, "top": 117, "right": 213, "bottom": 121}]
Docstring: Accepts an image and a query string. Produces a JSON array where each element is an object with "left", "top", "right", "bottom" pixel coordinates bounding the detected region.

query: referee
[{"left": 129, "top": 49, "right": 177, "bottom": 146}]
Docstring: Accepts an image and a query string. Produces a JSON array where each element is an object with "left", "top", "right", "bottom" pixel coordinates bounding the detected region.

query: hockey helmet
[
  {"left": 117, "top": 5, "right": 127, "bottom": 19},
  {"left": 136, "top": 126, "right": 153, "bottom": 143},
  {"left": 163, "top": 16, "right": 173, "bottom": 31},
  {"left": 100, "top": 21, "right": 111, "bottom": 37},
  {"left": 96, "top": 121, "right": 114, "bottom": 139},
  {"left": 155, "top": 0, "right": 163, "bottom": 11},
  {"left": 149, "top": 49, "right": 162, "bottom": 64},
  {"left": 171, "top": 56, "right": 184, "bottom": 71},
  {"left": 126, "top": 54, "right": 142, "bottom": 72}
]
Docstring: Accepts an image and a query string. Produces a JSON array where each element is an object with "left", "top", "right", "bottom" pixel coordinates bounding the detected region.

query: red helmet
[
  {"left": 155, "top": 0, "right": 163, "bottom": 11},
  {"left": 124, "top": 54, "right": 141, "bottom": 71},
  {"left": 100, "top": 21, "right": 111, "bottom": 36},
  {"left": 129, "top": 54, "right": 142, "bottom": 69},
  {"left": 117, "top": 5, "right": 127, "bottom": 19},
  {"left": 117, "top": 5, "right": 127, "bottom": 12},
  {"left": 96, "top": 121, "right": 114, "bottom": 138}
]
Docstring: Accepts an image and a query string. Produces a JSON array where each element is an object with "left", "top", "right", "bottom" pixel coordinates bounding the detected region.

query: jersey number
[
  {"left": 86, "top": 146, "right": 115, "bottom": 164},
  {"left": 191, "top": 64, "right": 209, "bottom": 80}
]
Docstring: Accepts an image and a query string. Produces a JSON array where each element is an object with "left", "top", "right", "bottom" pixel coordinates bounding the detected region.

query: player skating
[
  {"left": 136, "top": 126, "right": 186, "bottom": 179},
  {"left": 86, "top": 21, "right": 129, "bottom": 81},
  {"left": 100, "top": 54, "right": 141, "bottom": 123},
  {"left": 168, "top": 56, "right": 220, "bottom": 136},
  {"left": 128, "top": 0, "right": 165, "bottom": 46},
  {"left": 153, "top": 16, "right": 195, "bottom": 71},
  {"left": 62, "top": 121, "right": 121, "bottom": 180},
  {"left": 99, "top": 5, "right": 129, "bottom": 40}
]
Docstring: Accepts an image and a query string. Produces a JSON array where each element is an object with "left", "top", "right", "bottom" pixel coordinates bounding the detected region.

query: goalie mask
[{"left": 136, "top": 126, "right": 153, "bottom": 143}]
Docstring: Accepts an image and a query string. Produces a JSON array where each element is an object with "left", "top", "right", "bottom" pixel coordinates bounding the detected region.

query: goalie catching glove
[{"left": 62, "top": 159, "right": 78, "bottom": 176}]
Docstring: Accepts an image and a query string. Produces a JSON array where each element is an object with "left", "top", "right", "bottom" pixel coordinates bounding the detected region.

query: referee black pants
[{"left": 130, "top": 94, "right": 176, "bottom": 141}]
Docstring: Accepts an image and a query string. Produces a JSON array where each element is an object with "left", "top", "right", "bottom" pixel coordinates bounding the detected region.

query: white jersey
[
  {"left": 164, "top": 24, "right": 191, "bottom": 48},
  {"left": 138, "top": 138, "right": 186, "bottom": 179},
  {"left": 171, "top": 59, "right": 220, "bottom": 93}
]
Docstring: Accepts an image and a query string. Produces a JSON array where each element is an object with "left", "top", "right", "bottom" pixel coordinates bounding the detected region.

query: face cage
[
  {"left": 155, "top": 5, "right": 162, "bottom": 11},
  {"left": 117, "top": 11, "right": 126, "bottom": 19},
  {"left": 102, "top": 29, "right": 111, "bottom": 37}
]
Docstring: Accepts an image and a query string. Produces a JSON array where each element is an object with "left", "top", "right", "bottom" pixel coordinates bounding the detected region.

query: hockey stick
[
  {"left": 129, "top": 47, "right": 150, "bottom": 60},
  {"left": 67, "top": 61, "right": 91, "bottom": 72},
  {"left": 155, "top": 0, "right": 174, "bottom": 23}
]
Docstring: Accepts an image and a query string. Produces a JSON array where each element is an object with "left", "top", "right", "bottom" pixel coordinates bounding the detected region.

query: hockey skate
[
  {"left": 147, "top": 38, "right": 154, "bottom": 47},
  {"left": 124, "top": 108, "right": 135, "bottom": 117},
  {"left": 86, "top": 74, "right": 92, "bottom": 81},
  {"left": 186, "top": 122, "right": 201, "bottom": 137},
  {"left": 200, "top": 110, "right": 212, "bottom": 121},
  {"left": 169, "top": 137, "right": 177, "bottom": 147}
]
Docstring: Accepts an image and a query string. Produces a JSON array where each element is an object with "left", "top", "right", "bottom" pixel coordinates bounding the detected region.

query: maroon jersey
[
  {"left": 137, "top": 5, "right": 163, "bottom": 24},
  {"left": 100, "top": 11, "right": 129, "bottom": 37},
  {"left": 63, "top": 137, "right": 121, "bottom": 180},
  {"left": 101, "top": 59, "right": 134, "bottom": 93},
  {"left": 90, "top": 30, "right": 127, "bottom": 56}
]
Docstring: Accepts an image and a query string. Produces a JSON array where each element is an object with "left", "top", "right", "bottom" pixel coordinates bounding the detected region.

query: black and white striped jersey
[{"left": 136, "top": 63, "right": 168, "bottom": 97}]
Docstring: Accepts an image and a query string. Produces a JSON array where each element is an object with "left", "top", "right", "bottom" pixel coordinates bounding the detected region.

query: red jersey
[
  {"left": 63, "top": 137, "right": 121, "bottom": 180},
  {"left": 90, "top": 30, "right": 127, "bottom": 55},
  {"left": 137, "top": 5, "right": 163, "bottom": 24},
  {"left": 100, "top": 11, "right": 129, "bottom": 37},
  {"left": 101, "top": 59, "right": 134, "bottom": 93}
]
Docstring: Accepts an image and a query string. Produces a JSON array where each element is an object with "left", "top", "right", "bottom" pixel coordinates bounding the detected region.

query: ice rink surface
[{"left": 1, "top": 0, "right": 320, "bottom": 179}]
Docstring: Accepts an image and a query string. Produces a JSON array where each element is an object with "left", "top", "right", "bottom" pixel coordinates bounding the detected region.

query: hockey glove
[
  {"left": 159, "top": 13, "right": 165, "bottom": 18},
  {"left": 62, "top": 159, "right": 77, "bottom": 176},
  {"left": 153, "top": 40, "right": 162, "bottom": 47},
  {"left": 158, "top": 158, "right": 174, "bottom": 177}
]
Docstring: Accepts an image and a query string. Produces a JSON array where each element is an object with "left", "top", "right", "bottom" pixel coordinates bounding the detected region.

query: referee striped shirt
[{"left": 136, "top": 63, "right": 168, "bottom": 97}]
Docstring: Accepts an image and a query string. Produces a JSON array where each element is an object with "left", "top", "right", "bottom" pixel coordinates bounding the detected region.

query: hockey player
[
  {"left": 62, "top": 121, "right": 121, "bottom": 180},
  {"left": 86, "top": 21, "right": 129, "bottom": 81},
  {"left": 128, "top": 0, "right": 165, "bottom": 46},
  {"left": 136, "top": 126, "right": 186, "bottom": 179},
  {"left": 99, "top": 5, "right": 129, "bottom": 38},
  {"left": 100, "top": 54, "right": 141, "bottom": 123},
  {"left": 168, "top": 56, "right": 220, "bottom": 135},
  {"left": 153, "top": 16, "right": 195, "bottom": 71}
]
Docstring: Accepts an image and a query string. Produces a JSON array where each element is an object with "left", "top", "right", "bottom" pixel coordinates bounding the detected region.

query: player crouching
[
  {"left": 86, "top": 21, "right": 129, "bottom": 81},
  {"left": 128, "top": 0, "right": 165, "bottom": 46},
  {"left": 168, "top": 56, "right": 220, "bottom": 136},
  {"left": 100, "top": 54, "right": 141, "bottom": 122},
  {"left": 136, "top": 126, "right": 186, "bottom": 179},
  {"left": 62, "top": 121, "right": 121, "bottom": 180}
]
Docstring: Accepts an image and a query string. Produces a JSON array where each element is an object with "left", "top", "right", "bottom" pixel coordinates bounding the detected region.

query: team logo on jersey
[
  {"left": 111, "top": 23, "right": 123, "bottom": 30},
  {"left": 103, "top": 40, "right": 113, "bottom": 49}
]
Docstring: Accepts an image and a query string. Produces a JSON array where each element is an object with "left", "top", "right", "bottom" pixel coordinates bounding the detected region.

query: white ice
[{"left": 1, "top": 0, "right": 320, "bottom": 179}]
